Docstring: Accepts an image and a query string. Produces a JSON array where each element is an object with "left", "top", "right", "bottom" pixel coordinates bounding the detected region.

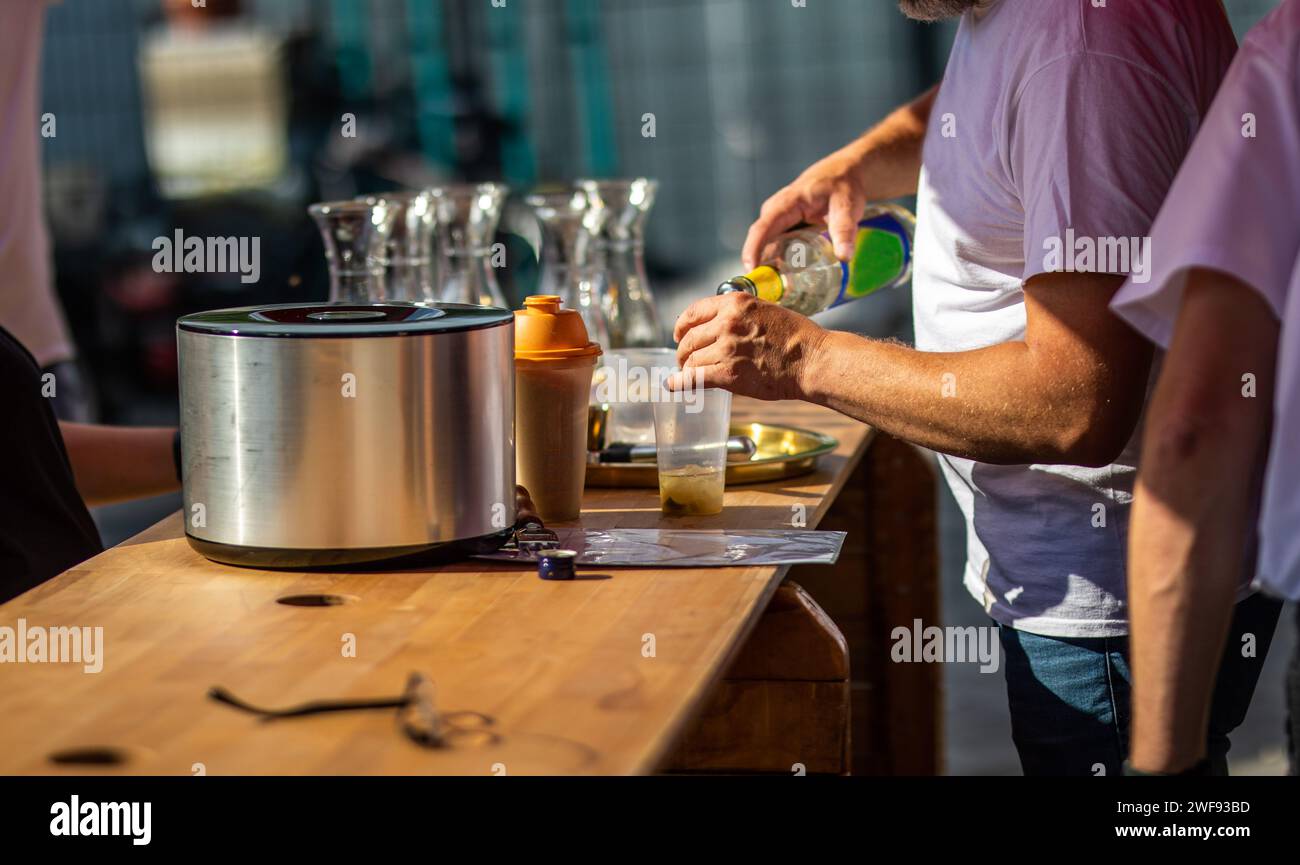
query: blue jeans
[{"left": 999, "top": 592, "right": 1282, "bottom": 776}]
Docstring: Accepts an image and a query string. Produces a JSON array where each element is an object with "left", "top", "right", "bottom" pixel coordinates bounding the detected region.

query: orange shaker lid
[{"left": 514, "top": 296, "right": 603, "bottom": 361}]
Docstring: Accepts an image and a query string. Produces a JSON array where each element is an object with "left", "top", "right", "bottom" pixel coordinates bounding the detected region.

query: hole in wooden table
[
  {"left": 48, "top": 746, "right": 131, "bottom": 767},
  {"left": 276, "top": 593, "right": 356, "bottom": 608}
]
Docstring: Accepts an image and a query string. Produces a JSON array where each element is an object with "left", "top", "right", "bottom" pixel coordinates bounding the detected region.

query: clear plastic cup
[
  {"left": 596, "top": 348, "right": 678, "bottom": 446},
  {"left": 653, "top": 388, "right": 732, "bottom": 517}
]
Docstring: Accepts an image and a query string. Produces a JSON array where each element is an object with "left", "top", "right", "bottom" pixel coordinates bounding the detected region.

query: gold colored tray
[{"left": 585, "top": 422, "right": 839, "bottom": 489}]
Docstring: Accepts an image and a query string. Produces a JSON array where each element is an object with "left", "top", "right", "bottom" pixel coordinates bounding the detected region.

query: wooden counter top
[{"left": 0, "top": 398, "right": 872, "bottom": 776}]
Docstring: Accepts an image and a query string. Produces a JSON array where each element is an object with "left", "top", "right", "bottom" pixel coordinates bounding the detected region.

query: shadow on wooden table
[{"left": 661, "top": 433, "right": 941, "bottom": 776}]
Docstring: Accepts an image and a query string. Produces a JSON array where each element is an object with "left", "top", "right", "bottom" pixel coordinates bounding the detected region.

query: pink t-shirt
[
  {"left": 1113, "top": 0, "right": 1300, "bottom": 603},
  {"left": 0, "top": 0, "right": 74, "bottom": 367},
  {"left": 912, "top": 0, "right": 1237, "bottom": 636}
]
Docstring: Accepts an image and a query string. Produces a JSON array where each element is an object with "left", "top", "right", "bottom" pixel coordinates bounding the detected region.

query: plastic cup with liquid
[
  {"left": 653, "top": 387, "right": 732, "bottom": 517},
  {"left": 515, "top": 295, "right": 603, "bottom": 523}
]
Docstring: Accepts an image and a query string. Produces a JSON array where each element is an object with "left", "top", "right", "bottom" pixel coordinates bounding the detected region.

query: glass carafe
[
  {"left": 427, "top": 183, "right": 508, "bottom": 308},
  {"left": 357, "top": 191, "right": 436, "bottom": 304},
  {"left": 579, "top": 178, "right": 663, "bottom": 348},
  {"left": 309, "top": 199, "right": 398, "bottom": 302},
  {"left": 523, "top": 187, "right": 610, "bottom": 349}
]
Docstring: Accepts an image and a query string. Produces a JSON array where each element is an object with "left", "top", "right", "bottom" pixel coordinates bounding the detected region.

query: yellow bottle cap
[{"left": 744, "top": 266, "right": 785, "bottom": 303}]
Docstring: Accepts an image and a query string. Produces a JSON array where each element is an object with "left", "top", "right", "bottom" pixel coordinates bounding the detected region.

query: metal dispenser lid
[{"left": 178, "top": 302, "right": 514, "bottom": 338}]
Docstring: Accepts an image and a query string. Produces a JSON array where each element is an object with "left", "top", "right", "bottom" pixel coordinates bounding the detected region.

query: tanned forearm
[
  {"left": 59, "top": 423, "right": 180, "bottom": 508},
  {"left": 803, "top": 333, "right": 1090, "bottom": 464},
  {"left": 798, "top": 272, "right": 1151, "bottom": 467},
  {"left": 1127, "top": 274, "right": 1278, "bottom": 773}
]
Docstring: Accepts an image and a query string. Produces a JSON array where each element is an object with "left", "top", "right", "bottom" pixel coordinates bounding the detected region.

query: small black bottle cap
[{"left": 538, "top": 550, "right": 579, "bottom": 581}]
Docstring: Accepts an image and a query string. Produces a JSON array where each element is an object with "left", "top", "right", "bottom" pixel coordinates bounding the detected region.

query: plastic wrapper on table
[{"left": 478, "top": 529, "right": 846, "bottom": 569}]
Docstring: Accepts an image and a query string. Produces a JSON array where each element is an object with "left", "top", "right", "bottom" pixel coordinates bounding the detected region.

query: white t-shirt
[
  {"left": 0, "top": 0, "right": 74, "bottom": 368},
  {"left": 912, "top": 0, "right": 1236, "bottom": 636},
  {"left": 1113, "top": 0, "right": 1300, "bottom": 604}
]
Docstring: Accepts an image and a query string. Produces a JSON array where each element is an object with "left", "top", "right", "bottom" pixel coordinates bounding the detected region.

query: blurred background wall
[{"left": 31, "top": 0, "right": 1294, "bottom": 774}]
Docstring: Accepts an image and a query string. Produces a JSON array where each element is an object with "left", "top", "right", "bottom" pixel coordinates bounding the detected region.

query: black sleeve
[{"left": 0, "top": 328, "right": 102, "bottom": 603}]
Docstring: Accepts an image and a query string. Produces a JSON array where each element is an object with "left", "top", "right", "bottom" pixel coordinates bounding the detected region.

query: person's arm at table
[
  {"left": 672, "top": 270, "right": 1152, "bottom": 468},
  {"left": 58, "top": 423, "right": 180, "bottom": 508},
  {"left": 1127, "top": 272, "right": 1279, "bottom": 773},
  {"left": 742, "top": 84, "right": 938, "bottom": 267}
]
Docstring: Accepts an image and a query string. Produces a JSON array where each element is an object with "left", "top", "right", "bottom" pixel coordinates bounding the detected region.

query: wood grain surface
[{"left": 0, "top": 398, "right": 873, "bottom": 776}]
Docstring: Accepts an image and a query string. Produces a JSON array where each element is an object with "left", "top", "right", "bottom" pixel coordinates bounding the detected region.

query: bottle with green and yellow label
[{"left": 717, "top": 203, "right": 915, "bottom": 316}]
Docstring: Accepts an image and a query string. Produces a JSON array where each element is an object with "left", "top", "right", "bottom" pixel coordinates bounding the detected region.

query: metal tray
[{"left": 585, "top": 422, "right": 838, "bottom": 488}]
